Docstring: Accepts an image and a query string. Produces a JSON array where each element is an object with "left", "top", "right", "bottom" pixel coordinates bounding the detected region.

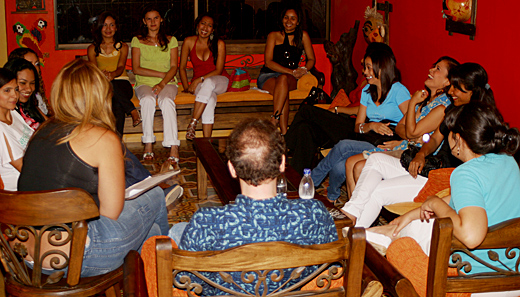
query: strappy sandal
[
  {"left": 131, "top": 110, "right": 142, "bottom": 127},
  {"left": 142, "top": 152, "right": 154, "bottom": 161},
  {"left": 186, "top": 118, "right": 198, "bottom": 141},
  {"left": 270, "top": 111, "right": 282, "bottom": 127},
  {"left": 167, "top": 156, "right": 180, "bottom": 170}
]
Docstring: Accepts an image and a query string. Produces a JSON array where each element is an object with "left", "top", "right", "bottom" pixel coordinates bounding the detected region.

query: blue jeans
[
  {"left": 168, "top": 222, "right": 189, "bottom": 245},
  {"left": 311, "top": 140, "right": 375, "bottom": 200},
  {"left": 80, "top": 186, "right": 169, "bottom": 276}
]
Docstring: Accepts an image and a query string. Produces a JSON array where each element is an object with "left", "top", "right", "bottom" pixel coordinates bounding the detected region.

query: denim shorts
[{"left": 257, "top": 72, "right": 282, "bottom": 89}]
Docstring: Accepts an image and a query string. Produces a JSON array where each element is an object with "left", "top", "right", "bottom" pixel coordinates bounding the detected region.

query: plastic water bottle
[
  {"left": 276, "top": 173, "right": 287, "bottom": 198},
  {"left": 299, "top": 168, "right": 314, "bottom": 199}
]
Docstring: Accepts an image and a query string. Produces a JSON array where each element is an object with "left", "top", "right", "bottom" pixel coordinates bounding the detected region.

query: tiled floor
[{"left": 126, "top": 140, "right": 222, "bottom": 225}]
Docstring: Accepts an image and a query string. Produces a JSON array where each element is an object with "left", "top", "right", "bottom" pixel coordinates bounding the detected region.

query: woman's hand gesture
[
  {"left": 411, "top": 89, "right": 429, "bottom": 105},
  {"left": 377, "top": 140, "right": 401, "bottom": 150},
  {"left": 369, "top": 122, "right": 394, "bottom": 136},
  {"left": 408, "top": 152, "right": 426, "bottom": 178}
]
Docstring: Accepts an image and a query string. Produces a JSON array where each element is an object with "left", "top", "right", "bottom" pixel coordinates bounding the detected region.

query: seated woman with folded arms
[
  {"left": 342, "top": 63, "right": 495, "bottom": 227},
  {"left": 18, "top": 59, "right": 168, "bottom": 276},
  {"left": 372, "top": 102, "right": 520, "bottom": 296},
  {"left": 180, "top": 13, "right": 229, "bottom": 140},
  {"left": 88, "top": 11, "right": 141, "bottom": 136},
  {"left": 0, "top": 68, "right": 34, "bottom": 191}
]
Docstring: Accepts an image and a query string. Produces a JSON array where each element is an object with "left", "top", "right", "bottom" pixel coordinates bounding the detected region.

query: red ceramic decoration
[{"left": 444, "top": 0, "right": 472, "bottom": 22}]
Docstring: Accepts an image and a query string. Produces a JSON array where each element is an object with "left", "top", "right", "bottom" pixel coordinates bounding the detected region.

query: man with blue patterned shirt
[{"left": 171, "top": 118, "right": 338, "bottom": 295}]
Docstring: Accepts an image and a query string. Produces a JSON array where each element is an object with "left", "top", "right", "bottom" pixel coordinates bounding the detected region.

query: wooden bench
[{"left": 115, "top": 42, "right": 324, "bottom": 143}]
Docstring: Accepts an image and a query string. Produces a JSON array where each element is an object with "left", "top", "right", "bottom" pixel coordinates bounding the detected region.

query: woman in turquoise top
[
  {"left": 376, "top": 102, "right": 520, "bottom": 287},
  {"left": 131, "top": 6, "right": 179, "bottom": 165}
]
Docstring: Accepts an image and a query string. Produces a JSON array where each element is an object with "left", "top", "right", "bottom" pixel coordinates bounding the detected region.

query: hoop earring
[{"left": 210, "top": 33, "right": 214, "bottom": 40}]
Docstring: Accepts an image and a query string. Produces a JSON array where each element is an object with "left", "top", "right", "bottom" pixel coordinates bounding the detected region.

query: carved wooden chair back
[
  {"left": 0, "top": 188, "right": 123, "bottom": 296},
  {"left": 427, "top": 217, "right": 520, "bottom": 297},
  {"left": 154, "top": 227, "right": 366, "bottom": 297}
]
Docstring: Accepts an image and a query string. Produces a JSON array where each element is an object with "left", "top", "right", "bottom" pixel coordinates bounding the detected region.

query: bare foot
[{"left": 368, "top": 224, "right": 400, "bottom": 240}]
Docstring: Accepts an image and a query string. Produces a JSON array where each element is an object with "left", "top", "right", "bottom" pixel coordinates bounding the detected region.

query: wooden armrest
[
  {"left": 124, "top": 250, "right": 149, "bottom": 297},
  {"left": 364, "top": 243, "right": 419, "bottom": 297}
]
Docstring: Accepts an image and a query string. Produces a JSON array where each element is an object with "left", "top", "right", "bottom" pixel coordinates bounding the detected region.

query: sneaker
[{"left": 164, "top": 184, "right": 183, "bottom": 208}]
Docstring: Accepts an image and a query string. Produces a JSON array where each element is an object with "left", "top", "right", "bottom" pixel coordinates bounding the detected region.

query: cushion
[
  {"left": 387, "top": 237, "right": 469, "bottom": 297},
  {"left": 141, "top": 236, "right": 190, "bottom": 297},
  {"left": 413, "top": 168, "right": 455, "bottom": 203},
  {"left": 329, "top": 89, "right": 352, "bottom": 109}
]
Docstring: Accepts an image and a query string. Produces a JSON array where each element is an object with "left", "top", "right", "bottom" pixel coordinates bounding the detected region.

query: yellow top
[
  {"left": 95, "top": 42, "right": 129, "bottom": 80},
  {"left": 131, "top": 36, "right": 178, "bottom": 86}
]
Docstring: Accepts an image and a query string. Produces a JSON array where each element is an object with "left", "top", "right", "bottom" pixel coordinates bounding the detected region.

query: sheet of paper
[{"left": 125, "top": 170, "right": 181, "bottom": 200}]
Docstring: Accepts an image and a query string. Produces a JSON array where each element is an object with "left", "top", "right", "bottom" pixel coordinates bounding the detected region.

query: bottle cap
[{"left": 303, "top": 168, "right": 311, "bottom": 175}]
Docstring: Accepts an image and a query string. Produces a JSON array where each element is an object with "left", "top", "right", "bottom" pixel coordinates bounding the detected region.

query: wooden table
[{"left": 193, "top": 137, "right": 352, "bottom": 234}]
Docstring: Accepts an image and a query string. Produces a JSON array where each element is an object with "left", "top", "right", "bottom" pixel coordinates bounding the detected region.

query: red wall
[
  {"left": 5, "top": 0, "right": 84, "bottom": 96},
  {"left": 331, "top": 0, "right": 520, "bottom": 128}
]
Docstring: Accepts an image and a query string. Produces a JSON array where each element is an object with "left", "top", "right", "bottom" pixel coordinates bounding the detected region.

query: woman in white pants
[
  {"left": 343, "top": 63, "right": 498, "bottom": 227},
  {"left": 131, "top": 6, "right": 180, "bottom": 165},
  {"left": 180, "top": 13, "right": 229, "bottom": 140}
]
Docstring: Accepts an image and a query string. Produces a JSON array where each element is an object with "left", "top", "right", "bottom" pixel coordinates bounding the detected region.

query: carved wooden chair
[
  {"left": 425, "top": 217, "right": 520, "bottom": 296},
  {"left": 364, "top": 242, "right": 418, "bottom": 297},
  {"left": 366, "top": 217, "right": 520, "bottom": 297},
  {"left": 0, "top": 188, "right": 124, "bottom": 297},
  {"left": 125, "top": 227, "right": 366, "bottom": 297}
]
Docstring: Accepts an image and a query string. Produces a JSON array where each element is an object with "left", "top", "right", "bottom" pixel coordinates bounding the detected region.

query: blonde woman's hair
[{"left": 50, "top": 58, "right": 115, "bottom": 143}]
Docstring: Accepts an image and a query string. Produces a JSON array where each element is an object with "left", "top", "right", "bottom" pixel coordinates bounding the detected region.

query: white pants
[
  {"left": 135, "top": 84, "right": 179, "bottom": 147},
  {"left": 342, "top": 152, "right": 428, "bottom": 228},
  {"left": 193, "top": 75, "right": 228, "bottom": 124}
]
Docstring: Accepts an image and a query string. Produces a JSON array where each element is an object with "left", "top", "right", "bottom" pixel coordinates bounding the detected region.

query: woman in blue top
[
  {"left": 377, "top": 102, "right": 520, "bottom": 285},
  {"left": 311, "top": 46, "right": 410, "bottom": 201}
]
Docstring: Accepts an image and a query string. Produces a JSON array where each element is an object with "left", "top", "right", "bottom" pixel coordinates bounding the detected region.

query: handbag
[
  {"left": 356, "top": 119, "right": 401, "bottom": 146},
  {"left": 300, "top": 87, "right": 332, "bottom": 108},
  {"left": 227, "top": 68, "right": 251, "bottom": 92},
  {"left": 400, "top": 143, "right": 443, "bottom": 178}
]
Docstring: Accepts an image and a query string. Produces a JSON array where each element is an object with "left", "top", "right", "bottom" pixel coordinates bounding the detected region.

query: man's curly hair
[{"left": 225, "top": 118, "right": 285, "bottom": 186}]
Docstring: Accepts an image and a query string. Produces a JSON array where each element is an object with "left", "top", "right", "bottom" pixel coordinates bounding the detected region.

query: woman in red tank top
[{"left": 179, "top": 13, "right": 229, "bottom": 140}]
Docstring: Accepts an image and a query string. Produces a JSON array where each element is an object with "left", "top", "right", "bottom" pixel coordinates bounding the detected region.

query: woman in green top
[{"left": 131, "top": 5, "right": 179, "bottom": 165}]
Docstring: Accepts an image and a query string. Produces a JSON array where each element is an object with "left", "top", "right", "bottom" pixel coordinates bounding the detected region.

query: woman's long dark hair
[
  {"left": 138, "top": 5, "right": 169, "bottom": 51},
  {"left": 280, "top": 6, "right": 304, "bottom": 51},
  {"left": 417, "top": 56, "right": 460, "bottom": 111},
  {"left": 3, "top": 58, "right": 44, "bottom": 124},
  {"left": 448, "top": 62, "right": 496, "bottom": 106},
  {"left": 445, "top": 102, "right": 519, "bottom": 156},
  {"left": 0, "top": 68, "right": 16, "bottom": 89},
  {"left": 364, "top": 47, "right": 400, "bottom": 104},
  {"left": 8, "top": 47, "right": 47, "bottom": 103},
  {"left": 91, "top": 11, "right": 123, "bottom": 57},
  {"left": 194, "top": 13, "right": 219, "bottom": 65}
]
